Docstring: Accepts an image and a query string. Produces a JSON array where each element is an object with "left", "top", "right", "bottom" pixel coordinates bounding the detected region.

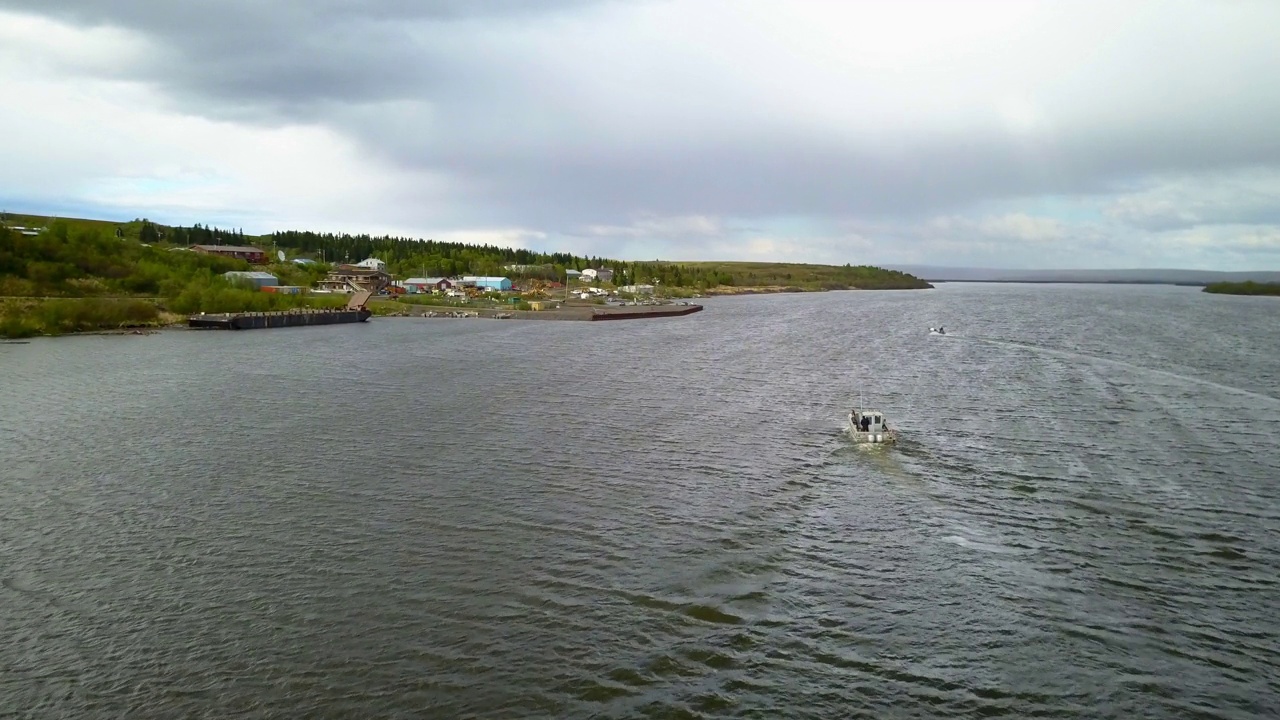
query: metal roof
[
  {"left": 192, "top": 244, "right": 265, "bottom": 253},
  {"left": 224, "top": 271, "right": 278, "bottom": 279}
]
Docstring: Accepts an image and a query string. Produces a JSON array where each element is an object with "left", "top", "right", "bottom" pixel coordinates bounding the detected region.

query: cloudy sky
[{"left": 2, "top": 0, "right": 1278, "bottom": 269}]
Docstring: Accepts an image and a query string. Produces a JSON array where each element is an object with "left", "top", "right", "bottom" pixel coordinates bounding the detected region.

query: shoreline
[
  {"left": 2, "top": 301, "right": 704, "bottom": 338},
  {"left": 375, "top": 300, "right": 703, "bottom": 322},
  {"left": 0, "top": 279, "right": 936, "bottom": 339},
  {"left": 1, "top": 280, "right": 933, "bottom": 339}
]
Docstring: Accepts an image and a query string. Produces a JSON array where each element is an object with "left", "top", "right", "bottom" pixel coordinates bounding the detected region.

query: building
[
  {"left": 3, "top": 224, "right": 42, "bottom": 237},
  {"left": 191, "top": 244, "right": 268, "bottom": 264},
  {"left": 354, "top": 258, "right": 386, "bottom": 272},
  {"left": 402, "top": 277, "right": 453, "bottom": 294},
  {"left": 316, "top": 264, "right": 392, "bottom": 293},
  {"left": 224, "top": 271, "right": 279, "bottom": 289},
  {"left": 460, "top": 276, "right": 513, "bottom": 291},
  {"left": 621, "top": 284, "right": 655, "bottom": 295},
  {"left": 505, "top": 263, "right": 553, "bottom": 273},
  {"left": 582, "top": 268, "right": 614, "bottom": 283}
]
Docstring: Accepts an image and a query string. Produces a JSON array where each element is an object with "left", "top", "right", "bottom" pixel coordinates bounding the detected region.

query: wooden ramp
[{"left": 347, "top": 289, "right": 374, "bottom": 310}]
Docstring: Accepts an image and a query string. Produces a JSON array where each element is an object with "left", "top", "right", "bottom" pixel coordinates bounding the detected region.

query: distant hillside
[
  {"left": 657, "top": 261, "right": 932, "bottom": 291},
  {"left": 1, "top": 212, "right": 930, "bottom": 336},
  {"left": 884, "top": 265, "right": 1280, "bottom": 285},
  {"left": 1203, "top": 281, "right": 1280, "bottom": 296},
  {"left": 1, "top": 212, "right": 929, "bottom": 292}
]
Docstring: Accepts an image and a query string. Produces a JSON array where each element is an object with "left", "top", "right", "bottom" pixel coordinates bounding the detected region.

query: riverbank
[
  {"left": 0, "top": 297, "right": 184, "bottom": 338},
  {"left": 374, "top": 299, "right": 703, "bottom": 321},
  {"left": 2, "top": 213, "right": 933, "bottom": 337},
  {"left": 700, "top": 285, "right": 806, "bottom": 296},
  {"left": 1202, "top": 281, "right": 1280, "bottom": 296},
  {"left": 0, "top": 298, "right": 705, "bottom": 337}
]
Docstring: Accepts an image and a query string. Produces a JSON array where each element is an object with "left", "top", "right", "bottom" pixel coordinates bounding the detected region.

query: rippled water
[{"left": 2, "top": 283, "right": 1278, "bottom": 719}]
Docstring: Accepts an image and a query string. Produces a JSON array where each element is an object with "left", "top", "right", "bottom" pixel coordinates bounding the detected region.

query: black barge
[{"left": 189, "top": 290, "right": 374, "bottom": 330}]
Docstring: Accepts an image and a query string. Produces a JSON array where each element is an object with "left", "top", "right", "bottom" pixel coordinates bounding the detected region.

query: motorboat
[
  {"left": 849, "top": 408, "right": 898, "bottom": 445},
  {"left": 929, "top": 326, "right": 947, "bottom": 335}
]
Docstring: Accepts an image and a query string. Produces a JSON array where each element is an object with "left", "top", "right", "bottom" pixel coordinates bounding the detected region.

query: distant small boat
[
  {"left": 849, "top": 407, "right": 898, "bottom": 445},
  {"left": 929, "top": 326, "right": 947, "bottom": 335}
]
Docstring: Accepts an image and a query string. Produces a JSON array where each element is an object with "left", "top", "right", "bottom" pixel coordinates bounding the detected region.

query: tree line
[
  {"left": 1203, "top": 281, "right": 1280, "bottom": 296},
  {"left": 267, "top": 230, "right": 929, "bottom": 290}
]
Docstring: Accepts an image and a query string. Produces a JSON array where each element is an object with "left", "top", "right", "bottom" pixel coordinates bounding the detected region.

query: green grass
[
  {"left": 1203, "top": 281, "right": 1280, "bottom": 296},
  {"left": 0, "top": 297, "right": 163, "bottom": 337},
  {"left": 393, "top": 295, "right": 473, "bottom": 307},
  {"left": 1, "top": 213, "right": 121, "bottom": 234},
  {"left": 651, "top": 261, "right": 932, "bottom": 290}
]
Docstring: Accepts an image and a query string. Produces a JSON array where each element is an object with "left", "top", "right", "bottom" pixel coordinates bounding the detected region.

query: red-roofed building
[{"left": 190, "top": 244, "right": 268, "bottom": 264}]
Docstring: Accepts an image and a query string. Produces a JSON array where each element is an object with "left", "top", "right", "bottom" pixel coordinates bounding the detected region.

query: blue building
[{"left": 462, "top": 276, "right": 513, "bottom": 291}]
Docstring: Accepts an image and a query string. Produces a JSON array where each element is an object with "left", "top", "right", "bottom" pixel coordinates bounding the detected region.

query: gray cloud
[
  {"left": 1, "top": 0, "right": 615, "bottom": 111},
  {"left": 3, "top": 0, "right": 1280, "bottom": 269},
  {"left": 1105, "top": 169, "right": 1280, "bottom": 231}
]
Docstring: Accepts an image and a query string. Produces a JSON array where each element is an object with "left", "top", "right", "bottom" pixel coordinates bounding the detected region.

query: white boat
[
  {"left": 929, "top": 326, "right": 947, "bottom": 335},
  {"left": 849, "top": 407, "right": 898, "bottom": 445}
]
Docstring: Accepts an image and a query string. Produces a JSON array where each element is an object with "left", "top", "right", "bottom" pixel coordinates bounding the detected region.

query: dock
[{"left": 189, "top": 290, "right": 374, "bottom": 330}]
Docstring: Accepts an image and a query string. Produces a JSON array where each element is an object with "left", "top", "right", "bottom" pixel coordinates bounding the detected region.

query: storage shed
[
  {"left": 261, "top": 285, "right": 302, "bottom": 294},
  {"left": 403, "top": 277, "right": 453, "bottom": 293},
  {"left": 461, "top": 276, "right": 513, "bottom": 291},
  {"left": 224, "top": 271, "right": 279, "bottom": 289}
]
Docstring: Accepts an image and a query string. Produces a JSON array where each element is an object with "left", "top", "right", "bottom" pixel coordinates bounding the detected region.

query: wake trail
[{"left": 965, "top": 336, "right": 1280, "bottom": 405}]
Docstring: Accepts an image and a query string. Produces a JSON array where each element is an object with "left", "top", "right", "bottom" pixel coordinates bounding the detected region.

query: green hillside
[
  {"left": 1203, "top": 281, "right": 1280, "bottom": 296},
  {"left": 1, "top": 212, "right": 930, "bottom": 337},
  {"left": 651, "top": 260, "right": 932, "bottom": 291}
]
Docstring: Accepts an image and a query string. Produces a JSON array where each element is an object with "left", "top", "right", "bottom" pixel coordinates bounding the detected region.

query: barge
[
  {"left": 189, "top": 290, "right": 374, "bottom": 330},
  {"left": 589, "top": 304, "right": 703, "bottom": 320}
]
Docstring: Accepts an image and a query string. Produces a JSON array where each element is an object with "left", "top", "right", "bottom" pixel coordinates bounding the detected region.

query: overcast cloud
[{"left": 2, "top": 0, "right": 1279, "bottom": 269}]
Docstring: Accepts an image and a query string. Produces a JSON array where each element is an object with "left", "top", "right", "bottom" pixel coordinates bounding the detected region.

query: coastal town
[
  {"left": 185, "top": 243, "right": 704, "bottom": 326},
  {"left": 194, "top": 243, "right": 662, "bottom": 300}
]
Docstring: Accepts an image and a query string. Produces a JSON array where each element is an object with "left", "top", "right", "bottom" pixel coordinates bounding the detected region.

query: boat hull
[{"left": 848, "top": 427, "right": 898, "bottom": 444}]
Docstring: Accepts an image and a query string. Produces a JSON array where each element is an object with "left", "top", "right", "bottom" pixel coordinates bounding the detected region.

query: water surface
[{"left": 2, "top": 283, "right": 1277, "bottom": 719}]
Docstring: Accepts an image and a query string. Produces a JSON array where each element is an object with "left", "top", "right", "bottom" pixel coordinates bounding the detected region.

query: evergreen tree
[{"left": 139, "top": 220, "right": 160, "bottom": 245}]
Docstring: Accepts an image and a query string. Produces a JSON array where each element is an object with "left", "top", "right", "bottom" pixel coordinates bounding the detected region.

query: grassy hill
[
  {"left": 658, "top": 261, "right": 931, "bottom": 292},
  {"left": 0, "top": 212, "right": 123, "bottom": 235},
  {"left": 886, "top": 264, "right": 1280, "bottom": 285},
  {"left": 1, "top": 212, "right": 930, "bottom": 337},
  {"left": 1203, "top": 281, "right": 1280, "bottom": 296}
]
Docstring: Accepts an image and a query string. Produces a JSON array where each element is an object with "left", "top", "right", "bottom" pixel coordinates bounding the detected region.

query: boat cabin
[{"left": 851, "top": 409, "right": 888, "bottom": 432}]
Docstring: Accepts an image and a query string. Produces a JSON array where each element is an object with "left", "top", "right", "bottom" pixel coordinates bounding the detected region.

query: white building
[
  {"left": 620, "top": 284, "right": 655, "bottom": 295},
  {"left": 355, "top": 258, "right": 387, "bottom": 272},
  {"left": 581, "top": 268, "right": 615, "bottom": 283}
]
